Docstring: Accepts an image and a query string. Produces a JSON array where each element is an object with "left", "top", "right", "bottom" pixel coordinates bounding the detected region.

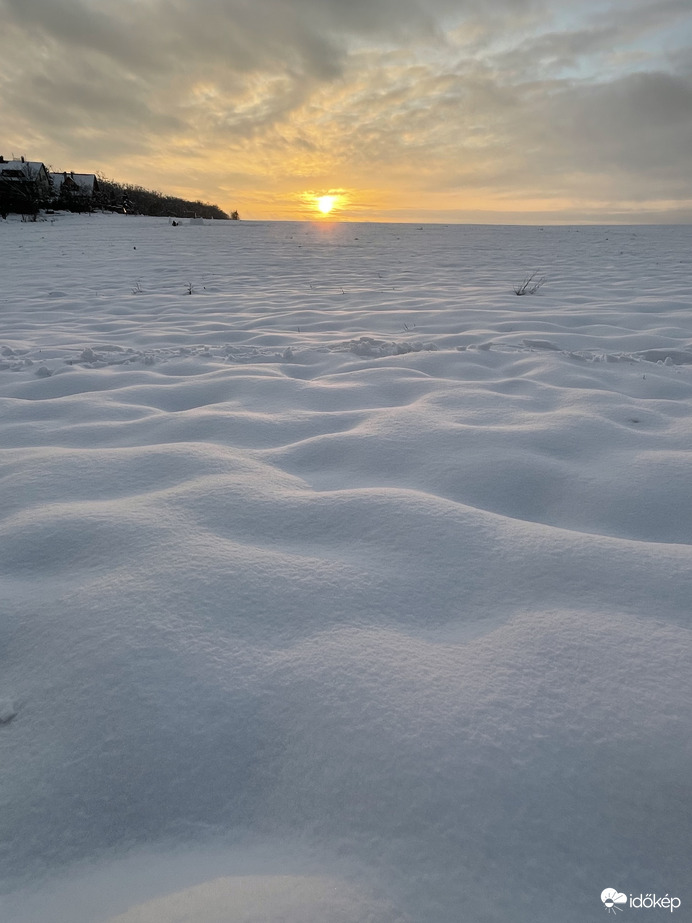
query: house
[
  {"left": 0, "top": 156, "right": 52, "bottom": 215},
  {"left": 50, "top": 171, "right": 101, "bottom": 211}
]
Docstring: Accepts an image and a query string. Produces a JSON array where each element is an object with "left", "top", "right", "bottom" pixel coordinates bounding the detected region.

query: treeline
[{"left": 96, "top": 176, "right": 235, "bottom": 220}]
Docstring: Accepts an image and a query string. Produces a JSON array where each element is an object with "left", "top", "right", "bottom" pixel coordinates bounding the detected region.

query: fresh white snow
[{"left": 1, "top": 214, "right": 690, "bottom": 922}]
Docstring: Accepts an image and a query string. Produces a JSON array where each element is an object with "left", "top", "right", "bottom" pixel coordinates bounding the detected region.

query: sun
[{"left": 316, "top": 195, "right": 337, "bottom": 215}]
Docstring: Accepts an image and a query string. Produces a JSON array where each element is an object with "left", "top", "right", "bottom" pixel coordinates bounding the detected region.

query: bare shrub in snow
[{"left": 514, "top": 271, "right": 546, "bottom": 295}]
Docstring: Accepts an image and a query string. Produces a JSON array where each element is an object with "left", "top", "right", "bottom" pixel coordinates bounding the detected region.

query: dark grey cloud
[
  {"left": 0, "top": 0, "right": 451, "bottom": 144},
  {"left": 1, "top": 0, "right": 164, "bottom": 73},
  {"left": 546, "top": 71, "right": 692, "bottom": 178},
  {"left": 0, "top": 0, "right": 546, "bottom": 82}
]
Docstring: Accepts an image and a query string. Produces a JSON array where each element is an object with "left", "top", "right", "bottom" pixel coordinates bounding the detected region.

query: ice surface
[{"left": 1, "top": 215, "right": 690, "bottom": 922}]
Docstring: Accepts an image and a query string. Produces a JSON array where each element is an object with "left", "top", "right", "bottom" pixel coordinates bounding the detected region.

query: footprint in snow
[{"left": 0, "top": 699, "right": 18, "bottom": 724}]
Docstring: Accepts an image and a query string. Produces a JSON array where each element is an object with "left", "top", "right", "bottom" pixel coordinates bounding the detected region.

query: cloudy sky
[{"left": 1, "top": 0, "right": 691, "bottom": 221}]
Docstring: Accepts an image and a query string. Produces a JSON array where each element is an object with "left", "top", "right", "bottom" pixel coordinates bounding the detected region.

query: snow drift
[{"left": 1, "top": 216, "right": 690, "bottom": 922}]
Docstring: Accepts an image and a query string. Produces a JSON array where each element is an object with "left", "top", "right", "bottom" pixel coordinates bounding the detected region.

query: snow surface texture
[{"left": 1, "top": 215, "right": 691, "bottom": 922}]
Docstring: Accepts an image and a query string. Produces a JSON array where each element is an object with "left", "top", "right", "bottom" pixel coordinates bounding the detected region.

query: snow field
[{"left": 0, "top": 215, "right": 691, "bottom": 922}]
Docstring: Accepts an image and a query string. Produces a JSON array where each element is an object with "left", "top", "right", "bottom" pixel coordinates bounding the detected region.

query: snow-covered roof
[
  {"left": 0, "top": 160, "right": 48, "bottom": 181},
  {"left": 50, "top": 172, "right": 99, "bottom": 195}
]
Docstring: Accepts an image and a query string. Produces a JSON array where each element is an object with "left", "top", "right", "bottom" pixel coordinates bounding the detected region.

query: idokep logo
[
  {"left": 600, "top": 889, "right": 682, "bottom": 913},
  {"left": 602, "top": 890, "right": 628, "bottom": 913}
]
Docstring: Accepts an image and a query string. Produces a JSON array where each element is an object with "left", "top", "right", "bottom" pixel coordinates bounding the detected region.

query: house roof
[
  {"left": 0, "top": 160, "right": 49, "bottom": 182},
  {"left": 50, "top": 172, "right": 99, "bottom": 194}
]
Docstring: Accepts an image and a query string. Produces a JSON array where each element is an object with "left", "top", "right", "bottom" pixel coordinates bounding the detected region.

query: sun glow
[{"left": 317, "top": 195, "right": 337, "bottom": 215}]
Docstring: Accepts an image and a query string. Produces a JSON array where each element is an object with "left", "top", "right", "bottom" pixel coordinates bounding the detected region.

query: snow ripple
[{"left": 1, "top": 216, "right": 691, "bottom": 923}]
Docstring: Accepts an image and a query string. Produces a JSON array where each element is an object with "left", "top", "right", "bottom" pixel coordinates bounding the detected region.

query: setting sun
[{"left": 317, "top": 195, "right": 337, "bottom": 215}]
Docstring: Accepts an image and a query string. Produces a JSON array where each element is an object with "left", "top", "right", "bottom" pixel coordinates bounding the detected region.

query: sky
[{"left": 1, "top": 0, "right": 691, "bottom": 222}]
